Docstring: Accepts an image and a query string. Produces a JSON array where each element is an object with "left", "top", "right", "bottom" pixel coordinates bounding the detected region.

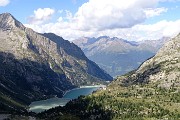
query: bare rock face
[
  {"left": 0, "top": 13, "right": 112, "bottom": 112},
  {"left": 0, "top": 12, "right": 24, "bottom": 30},
  {"left": 117, "top": 33, "right": 180, "bottom": 89},
  {"left": 136, "top": 34, "right": 180, "bottom": 88}
]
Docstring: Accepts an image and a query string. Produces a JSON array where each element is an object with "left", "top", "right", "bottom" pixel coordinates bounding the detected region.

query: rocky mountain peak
[{"left": 0, "top": 13, "right": 24, "bottom": 30}]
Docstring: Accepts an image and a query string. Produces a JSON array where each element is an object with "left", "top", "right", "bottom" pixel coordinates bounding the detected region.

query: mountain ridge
[{"left": 73, "top": 36, "right": 170, "bottom": 77}]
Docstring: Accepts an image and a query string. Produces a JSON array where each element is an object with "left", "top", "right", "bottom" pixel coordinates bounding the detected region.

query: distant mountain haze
[
  {"left": 0, "top": 13, "right": 112, "bottom": 112},
  {"left": 73, "top": 36, "right": 170, "bottom": 77}
]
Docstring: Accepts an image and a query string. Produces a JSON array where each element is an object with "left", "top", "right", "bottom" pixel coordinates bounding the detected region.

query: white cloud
[
  {"left": 65, "top": 10, "right": 73, "bottom": 21},
  {"left": 0, "top": 0, "right": 10, "bottom": 6},
  {"left": 73, "top": 0, "right": 159, "bottom": 30},
  {"left": 25, "top": 19, "right": 180, "bottom": 41},
  {"left": 144, "top": 7, "right": 168, "bottom": 18},
  {"left": 162, "top": 20, "right": 180, "bottom": 37},
  {"left": 113, "top": 20, "right": 180, "bottom": 41},
  {"left": 28, "top": 8, "right": 55, "bottom": 24},
  {"left": 25, "top": 0, "right": 180, "bottom": 41}
]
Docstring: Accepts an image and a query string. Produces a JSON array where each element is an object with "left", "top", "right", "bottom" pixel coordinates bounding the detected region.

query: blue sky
[
  {"left": 145, "top": 1, "right": 180, "bottom": 24},
  {"left": 0, "top": 0, "right": 180, "bottom": 41},
  {"left": 0, "top": 0, "right": 87, "bottom": 23}
]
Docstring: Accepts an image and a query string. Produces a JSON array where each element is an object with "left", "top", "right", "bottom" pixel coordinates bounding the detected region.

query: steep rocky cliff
[{"left": 0, "top": 13, "right": 112, "bottom": 112}]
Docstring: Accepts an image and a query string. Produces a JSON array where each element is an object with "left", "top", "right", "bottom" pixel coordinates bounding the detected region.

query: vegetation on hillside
[{"left": 37, "top": 78, "right": 180, "bottom": 120}]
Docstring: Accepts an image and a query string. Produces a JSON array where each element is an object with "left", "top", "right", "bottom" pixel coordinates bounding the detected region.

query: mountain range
[
  {"left": 0, "top": 12, "right": 179, "bottom": 120},
  {"left": 0, "top": 13, "right": 112, "bottom": 113},
  {"left": 73, "top": 36, "right": 169, "bottom": 77},
  {"left": 39, "top": 32, "right": 180, "bottom": 120}
]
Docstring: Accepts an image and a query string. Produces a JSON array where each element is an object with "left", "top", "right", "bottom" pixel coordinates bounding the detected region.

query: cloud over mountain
[
  {"left": 25, "top": 0, "right": 180, "bottom": 41},
  {"left": 28, "top": 8, "right": 55, "bottom": 24}
]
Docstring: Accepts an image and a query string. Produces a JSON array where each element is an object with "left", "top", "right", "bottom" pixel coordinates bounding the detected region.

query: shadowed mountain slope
[{"left": 0, "top": 13, "right": 112, "bottom": 112}]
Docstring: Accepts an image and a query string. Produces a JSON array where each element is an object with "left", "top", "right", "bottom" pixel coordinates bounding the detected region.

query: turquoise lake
[
  {"left": 29, "top": 86, "right": 100, "bottom": 113},
  {"left": 63, "top": 87, "right": 100, "bottom": 99}
]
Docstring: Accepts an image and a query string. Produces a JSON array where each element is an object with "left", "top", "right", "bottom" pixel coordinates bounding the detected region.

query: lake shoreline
[
  {"left": 29, "top": 85, "right": 105, "bottom": 113},
  {"left": 63, "top": 85, "right": 106, "bottom": 96}
]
